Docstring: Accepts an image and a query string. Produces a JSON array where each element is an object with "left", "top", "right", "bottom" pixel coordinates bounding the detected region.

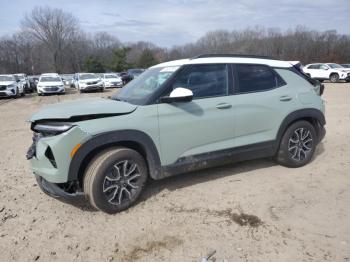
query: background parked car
[
  {"left": 28, "top": 77, "right": 39, "bottom": 92},
  {"left": 60, "top": 74, "right": 74, "bottom": 87},
  {"left": 303, "top": 63, "right": 350, "bottom": 83},
  {"left": 127, "top": 68, "right": 145, "bottom": 79},
  {"left": 37, "top": 73, "right": 65, "bottom": 95},
  {"left": 14, "top": 73, "right": 31, "bottom": 93},
  {"left": 73, "top": 73, "right": 104, "bottom": 93},
  {"left": 119, "top": 72, "right": 133, "bottom": 85},
  {"left": 102, "top": 73, "right": 123, "bottom": 88},
  {"left": 0, "top": 74, "right": 25, "bottom": 98}
]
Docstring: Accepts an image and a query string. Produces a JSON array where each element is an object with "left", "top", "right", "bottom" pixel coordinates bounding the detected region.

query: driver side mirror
[{"left": 160, "top": 87, "right": 193, "bottom": 103}]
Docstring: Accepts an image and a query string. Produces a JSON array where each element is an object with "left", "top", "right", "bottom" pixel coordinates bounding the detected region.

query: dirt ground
[{"left": 0, "top": 83, "right": 349, "bottom": 262}]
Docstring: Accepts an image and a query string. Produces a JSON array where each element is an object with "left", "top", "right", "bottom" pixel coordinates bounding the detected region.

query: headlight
[
  {"left": 7, "top": 84, "right": 16, "bottom": 89},
  {"left": 33, "top": 122, "right": 73, "bottom": 136}
]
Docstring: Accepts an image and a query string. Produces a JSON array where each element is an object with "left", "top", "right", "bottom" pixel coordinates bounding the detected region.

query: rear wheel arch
[
  {"left": 68, "top": 130, "right": 162, "bottom": 186},
  {"left": 276, "top": 109, "right": 325, "bottom": 148}
]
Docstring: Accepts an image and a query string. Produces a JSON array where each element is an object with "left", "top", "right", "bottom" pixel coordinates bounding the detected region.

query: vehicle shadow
[{"left": 140, "top": 158, "right": 276, "bottom": 202}]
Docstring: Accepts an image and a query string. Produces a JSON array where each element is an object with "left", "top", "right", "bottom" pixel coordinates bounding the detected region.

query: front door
[{"left": 157, "top": 64, "right": 235, "bottom": 166}]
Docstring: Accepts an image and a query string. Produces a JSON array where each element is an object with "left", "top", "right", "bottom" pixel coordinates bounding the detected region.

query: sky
[{"left": 0, "top": 0, "right": 349, "bottom": 47}]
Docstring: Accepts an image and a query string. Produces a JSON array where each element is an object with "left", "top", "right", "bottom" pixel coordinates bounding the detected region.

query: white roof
[{"left": 151, "top": 57, "right": 294, "bottom": 69}]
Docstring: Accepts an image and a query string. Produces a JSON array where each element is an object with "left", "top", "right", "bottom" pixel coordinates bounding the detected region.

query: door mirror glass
[{"left": 161, "top": 87, "right": 193, "bottom": 103}]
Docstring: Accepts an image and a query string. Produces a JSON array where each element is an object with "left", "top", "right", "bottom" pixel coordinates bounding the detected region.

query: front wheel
[
  {"left": 330, "top": 73, "right": 339, "bottom": 83},
  {"left": 276, "top": 121, "right": 317, "bottom": 168},
  {"left": 84, "top": 147, "right": 148, "bottom": 214}
]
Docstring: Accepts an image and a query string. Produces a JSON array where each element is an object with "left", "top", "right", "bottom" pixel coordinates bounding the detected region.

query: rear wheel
[
  {"left": 84, "top": 147, "right": 148, "bottom": 214},
  {"left": 330, "top": 73, "right": 339, "bottom": 83},
  {"left": 276, "top": 121, "right": 316, "bottom": 168}
]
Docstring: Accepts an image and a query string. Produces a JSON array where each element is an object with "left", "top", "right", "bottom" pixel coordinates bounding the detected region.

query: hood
[
  {"left": 30, "top": 98, "right": 137, "bottom": 122},
  {"left": 38, "top": 81, "right": 63, "bottom": 86},
  {"left": 0, "top": 81, "right": 16, "bottom": 86}
]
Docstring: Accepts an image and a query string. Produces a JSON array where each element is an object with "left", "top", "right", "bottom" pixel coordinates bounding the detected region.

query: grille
[
  {"left": 44, "top": 87, "right": 59, "bottom": 92},
  {"left": 87, "top": 81, "right": 98, "bottom": 85},
  {"left": 0, "top": 86, "right": 6, "bottom": 91}
]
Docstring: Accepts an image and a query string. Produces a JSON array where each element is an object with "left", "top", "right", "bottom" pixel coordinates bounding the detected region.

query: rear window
[{"left": 235, "top": 64, "right": 285, "bottom": 94}]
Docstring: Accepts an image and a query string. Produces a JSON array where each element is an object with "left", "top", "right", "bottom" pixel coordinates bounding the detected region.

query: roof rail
[{"left": 193, "top": 54, "right": 277, "bottom": 60}]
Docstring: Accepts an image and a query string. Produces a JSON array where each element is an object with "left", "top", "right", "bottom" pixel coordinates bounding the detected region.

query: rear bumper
[{"left": 35, "top": 175, "right": 85, "bottom": 204}]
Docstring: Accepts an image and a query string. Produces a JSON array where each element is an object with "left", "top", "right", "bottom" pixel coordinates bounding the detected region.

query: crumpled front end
[{"left": 27, "top": 125, "right": 92, "bottom": 184}]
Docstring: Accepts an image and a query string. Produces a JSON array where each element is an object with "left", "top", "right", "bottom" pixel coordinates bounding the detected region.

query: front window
[
  {"left": 39, "top": 76, "right": 61, "bottom": 82},
  {"left": 80, "top": 74, "right": 98, "bottom": 80},
  {"left": 0, "top": 75, "right": 15, "bottom": 81},
  {"left": 327, "top": 63, "right": 343, "bottom": 69},
  {"left": 170, "top": 64, "right": 229, "bottom": 99},
  {"left": 112, "top": 66, "right": 179, "bottom": 105}
]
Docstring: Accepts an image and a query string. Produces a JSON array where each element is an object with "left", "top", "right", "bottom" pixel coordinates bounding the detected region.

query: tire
[
  {"left": 15, "top": 87, "right": 20, "bottom": 98},
  {"left": 276, "top": 120, "right": 317, "bottom": 168},
  {"left": 84, "top": 147, "right": 148, "bottom": 214},
  {"left": 21, "top": 87, "right": 25, "bottom": 97},
  {"left": 330, "top": 73, "right": 339, "bottom": 83}
]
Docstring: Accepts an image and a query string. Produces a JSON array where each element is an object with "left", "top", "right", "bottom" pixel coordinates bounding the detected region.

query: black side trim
[
  {"left": 162, "top": 141, "right": 276, "bottom": 178},
  {"left": 68, "top": 130, "right": 161, "bottom": 182},
  {"left": 276, "top": 108, "right": 326, "bottom": 145}
]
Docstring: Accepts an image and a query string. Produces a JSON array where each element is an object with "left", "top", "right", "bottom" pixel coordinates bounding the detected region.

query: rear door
[
  {"left": 157, "top": 64, "right": 235, "bottom": 166},
  {"left": 231, "top": 64, "right": 294, "bottom": 147}
]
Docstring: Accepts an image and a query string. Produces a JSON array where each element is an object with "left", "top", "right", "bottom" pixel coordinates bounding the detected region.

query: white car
[
  {"left": 14, "top": 73, "right": 30, "bottom": 91},
  {"left": 0, "top": 74, "right": 25, "bottom": 98},
  {"left": 102, "top": 73, "right": 123, "bottom": 88},
  {"left": 303, "top": 63, "right": 350, "bottom": 83},
  {"left": 73, "top": 73, "right": 104, "bottom": 93},
  {"left": 37, "top": 73, "right": 65, "bottom": 95}
]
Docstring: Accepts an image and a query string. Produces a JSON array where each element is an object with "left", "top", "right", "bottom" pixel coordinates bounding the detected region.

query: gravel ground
[{"left": 0, "top": 84, "right": 349, "bottom": 262}]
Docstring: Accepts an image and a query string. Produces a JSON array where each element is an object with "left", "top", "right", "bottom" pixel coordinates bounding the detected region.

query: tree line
[{"left": 0, "top": 6, "right": 349, "bottom": 75}]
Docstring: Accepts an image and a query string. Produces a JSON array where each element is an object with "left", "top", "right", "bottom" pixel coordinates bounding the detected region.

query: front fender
[{"left": 68, "top": 130, "right": 162, "bottom": 183}]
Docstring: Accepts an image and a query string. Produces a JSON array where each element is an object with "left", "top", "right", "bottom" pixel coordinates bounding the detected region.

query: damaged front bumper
[
  {"left": 26, "top": 126, "right": 91, "bottom": 183},
  {"left": 35, "top": 175, "right": 85, "bottom": 204}
]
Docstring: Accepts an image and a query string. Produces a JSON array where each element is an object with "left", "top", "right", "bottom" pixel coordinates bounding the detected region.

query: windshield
[
  {"left": 112, "top": 66, "right": 180, "bottom": 105},
  {"left": 0, "top": 75, "right": 15, "bottom": 81},
  {"left": 105, "top": 74, "right": 118, "bottom": 79},
  {"left": 80, "top": 74, "right": 98, "bottom": 80},
  {"left": 40, "top": 76, "right": 61, "bottom": 82},
  {"left": 327, "top": 63, "right": 343, "bottom": 69}
]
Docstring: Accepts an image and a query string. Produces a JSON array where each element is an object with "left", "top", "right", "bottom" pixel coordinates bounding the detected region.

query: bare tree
[{"left": 21, "top": 6, "right": 80, "bottom": 73}]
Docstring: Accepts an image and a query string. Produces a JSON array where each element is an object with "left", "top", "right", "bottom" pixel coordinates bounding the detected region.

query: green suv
[{"left": 27, "top": 55, "right": 326, "bottom": 213}]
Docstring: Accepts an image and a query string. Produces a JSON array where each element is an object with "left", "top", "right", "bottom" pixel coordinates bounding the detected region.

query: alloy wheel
[
  {"left": 102, "top": 160, "right": 141, "bottom": 205},
  {"left": 288, "top": 127, "right": 313, "bottom": 162}
]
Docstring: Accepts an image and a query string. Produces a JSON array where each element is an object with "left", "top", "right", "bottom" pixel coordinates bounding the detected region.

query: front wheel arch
[{"left": 68, "top": 130, "right": 162, "bottom": 186}]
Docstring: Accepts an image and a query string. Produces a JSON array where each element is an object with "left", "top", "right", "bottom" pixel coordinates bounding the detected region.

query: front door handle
[
  {"left": 280, "top": 95, "right": 292, "bottom": 101},
  {"left": 216, "top": 103, "right": 232, "bottom": 109}
]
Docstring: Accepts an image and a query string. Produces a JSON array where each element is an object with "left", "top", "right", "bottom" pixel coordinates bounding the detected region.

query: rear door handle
[
  {"left": 280, "top": 95, "right": 292, "bottom": 101},
  {"left": 216, "top": 103, "right": 232, "bottom": 109}
]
